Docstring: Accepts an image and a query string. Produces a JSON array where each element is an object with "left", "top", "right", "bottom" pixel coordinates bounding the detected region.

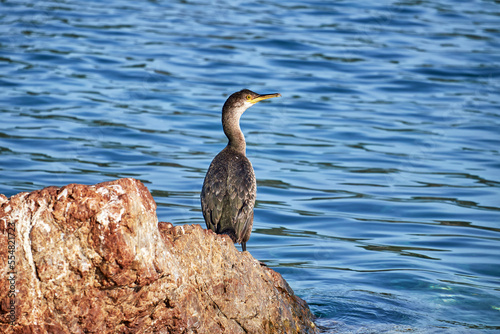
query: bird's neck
[{"left": 223, "top": 114, "right": 246, "bottom": 154}]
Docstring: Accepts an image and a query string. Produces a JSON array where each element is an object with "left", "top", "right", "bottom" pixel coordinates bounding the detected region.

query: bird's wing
[
  {"left": 227, "top": 156, "right": 256, "bottom": 243},
  {"left": 201, "top": 157, "right": 227, "bottom": 232}
]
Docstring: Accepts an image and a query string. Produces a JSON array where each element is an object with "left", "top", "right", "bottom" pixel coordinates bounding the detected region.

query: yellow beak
[{"left": 249, "top": 93, "right": 281, "bottom": 104}]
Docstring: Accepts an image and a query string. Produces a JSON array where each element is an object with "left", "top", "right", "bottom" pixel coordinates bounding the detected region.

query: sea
[{"left": 1, "top": 0, "right": 500, "bottom": 332}]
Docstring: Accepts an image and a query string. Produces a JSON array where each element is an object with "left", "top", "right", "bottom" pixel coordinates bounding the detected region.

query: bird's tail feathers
[{"left": 219, "top": 228, "right": 237, "bottom": 243}]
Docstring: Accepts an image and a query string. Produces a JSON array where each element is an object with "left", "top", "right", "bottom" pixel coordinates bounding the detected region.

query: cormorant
[{"left": 201, "top": 89, "right": 281, "bottom": 251}]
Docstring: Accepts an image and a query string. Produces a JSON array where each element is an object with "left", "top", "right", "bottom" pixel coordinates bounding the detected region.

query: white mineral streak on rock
[{"left": 57, "top": 188, "right": 68, "bottom": 200}]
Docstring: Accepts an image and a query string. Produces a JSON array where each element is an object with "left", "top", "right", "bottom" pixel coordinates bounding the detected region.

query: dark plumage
[{"left": 201, "top": 89, "right": 281, "bottom": 251}]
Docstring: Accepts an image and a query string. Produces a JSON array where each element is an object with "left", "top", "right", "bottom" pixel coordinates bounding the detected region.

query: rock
[{"left": 0, "top": 178, "right": 317, "bottom": 333}]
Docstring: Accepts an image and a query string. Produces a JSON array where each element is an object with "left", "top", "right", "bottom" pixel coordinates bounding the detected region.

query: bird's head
[{"left": 223, "top": 89, "right": 281, "bottom": 118}]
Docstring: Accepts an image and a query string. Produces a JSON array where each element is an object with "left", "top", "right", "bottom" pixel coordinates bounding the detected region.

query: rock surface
[{"left": 0, "top": 178, "right": 317, "bottom": 333}]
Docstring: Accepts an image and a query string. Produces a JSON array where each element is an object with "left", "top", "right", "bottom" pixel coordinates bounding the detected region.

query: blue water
[{"left": 2, "top": 0, "right": 500, "bottom": 332}]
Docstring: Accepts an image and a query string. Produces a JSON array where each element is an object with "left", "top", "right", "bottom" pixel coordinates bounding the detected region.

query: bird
[{"left": 201, "top": 89, "right": 281, "bottom": 251}]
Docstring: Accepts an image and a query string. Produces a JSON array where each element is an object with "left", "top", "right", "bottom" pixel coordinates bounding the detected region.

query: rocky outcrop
[{"left": 0, "top": 178, "right": 317, "bottom": 333}]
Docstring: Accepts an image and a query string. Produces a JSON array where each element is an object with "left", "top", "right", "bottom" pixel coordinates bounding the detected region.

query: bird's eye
[{"left": 246, "top": 95, "right": 252, "bottom": 100}]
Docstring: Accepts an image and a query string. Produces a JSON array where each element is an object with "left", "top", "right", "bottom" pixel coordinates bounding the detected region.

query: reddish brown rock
[{"left": 0, "top": 178, "right": 317, "bottom": 333}]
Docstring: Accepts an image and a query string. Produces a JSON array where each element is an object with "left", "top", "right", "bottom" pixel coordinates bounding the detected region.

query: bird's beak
[{"left": 249, "top": 93, "right": 281, "bottom": 104}]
